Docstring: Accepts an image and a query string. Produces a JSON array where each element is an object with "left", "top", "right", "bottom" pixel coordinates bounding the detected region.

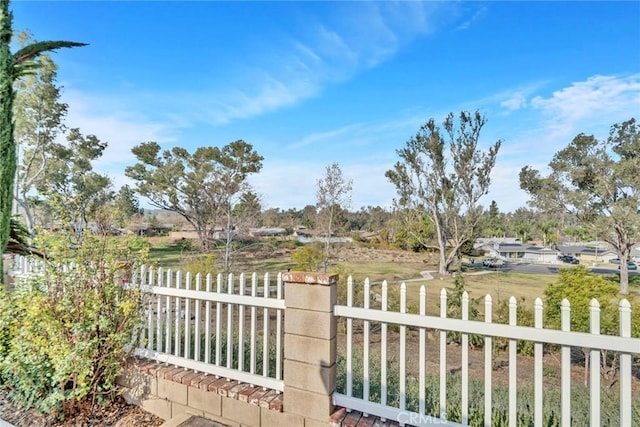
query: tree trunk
[{"left": 16, "top": 197, "right": 34, "bottom": 233}]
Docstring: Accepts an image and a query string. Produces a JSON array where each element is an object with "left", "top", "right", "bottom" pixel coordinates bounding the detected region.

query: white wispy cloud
[
  {"left": 456, "top": 5, "right": 487, "bottom": 31},
  {"left": 530, "top": 74, "right": 640, "bottom": 138},
  {"left": 60, "top": 89, "right": 179, "bottom": 168},
  {"left": 250, "top": 159, "right": 397, "bottom": 211},
  {"left": 501, "top": 93, "right": 528, "bottom": 111},
  {"left": 203, "top": 2, "right": 456, "bottom": 125},
  {"left": 287, "top": 123, "right": 369, "bottom": 151},
  {"left": 209, "top": 74, "right": 317, "bottom": 125}
]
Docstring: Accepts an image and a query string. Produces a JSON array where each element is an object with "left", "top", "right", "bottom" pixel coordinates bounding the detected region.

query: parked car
[
  {"left": 608, "top": 258, "right": 620, "bottom": 264},
  {"left": 558, "top": 255, "right": 579, "bottom": 264},
  {"left": 482, "top": 258, "right": 504, "bottom": 268},
  {"left": 618, "top": 261, "right": 638, "bottom": 270}
]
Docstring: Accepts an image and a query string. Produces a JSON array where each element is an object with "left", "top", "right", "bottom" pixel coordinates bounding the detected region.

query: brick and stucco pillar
[{"left": 282, "top": 272, "right": 337, "bottom": 427}]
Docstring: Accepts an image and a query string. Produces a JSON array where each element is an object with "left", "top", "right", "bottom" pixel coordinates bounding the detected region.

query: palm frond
[
  {"left": 12, "top": 60, "right": 39, "bottom": 78},
  {"left": 7, "top": 218, "right": 43, "bottom": 258},
  {"left": 13, "top": 40, "right": 88, "bottom": 65}
]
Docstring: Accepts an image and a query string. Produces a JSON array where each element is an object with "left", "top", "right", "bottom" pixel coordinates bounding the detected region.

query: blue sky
[{"left": 11, "top": 1, "right": 640, "bottom": 213}]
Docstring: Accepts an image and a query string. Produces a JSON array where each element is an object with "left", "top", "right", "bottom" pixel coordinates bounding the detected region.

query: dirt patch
[
  {"left": 337, "top": 324, "right": 640, "bottom": 397},
  {"left": 332, "top": 245, "right": 433, "bottom": 264},
  {"left": 0, "top": 392, "right": 163, "bottom": 427}
]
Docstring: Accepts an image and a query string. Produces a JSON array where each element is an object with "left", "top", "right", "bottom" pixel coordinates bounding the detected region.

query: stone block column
[{"left": 282, "top": 272, "right": 337, "bottom": 425}]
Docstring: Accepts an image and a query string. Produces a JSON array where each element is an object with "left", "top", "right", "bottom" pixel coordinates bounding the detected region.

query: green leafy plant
[
  {"left": 0, "top": 231, "right": 145, "bottom": 418},
  {"left": 544, "top": 265, "right": 639, "bottom": 384},
  {"left": 441, "top": 273, "right": 483, "bottom": 347},
  {"left": 291, "top": 243, "right": 324, "bottom": 271}
]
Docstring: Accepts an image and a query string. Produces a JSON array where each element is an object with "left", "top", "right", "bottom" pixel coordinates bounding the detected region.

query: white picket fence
[
  {"left": 132, "top": 265, "right": 286, "bottom": 391},
  {"left": 6, "top": 255, "right": 640, "bottom": 426},
  {"left": 333, "top": 277, "right": 640, "bottom": 427},
  {"left": 7, "top": 253, "right": 45, "bottom": 278}
]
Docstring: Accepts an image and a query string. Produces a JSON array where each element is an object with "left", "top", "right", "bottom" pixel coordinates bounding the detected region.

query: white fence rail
[
  {"left": 132, "top": 266, "right": 285, "bottom": 392},
  {"left": 333, "top": 277, "right": 640, "bottom": 427},
  {"left": 7, "top": 255, "right": 640, "bottom": 426},
  {"left": 7, "top": 253, "right": 45, "bottom": 279}
]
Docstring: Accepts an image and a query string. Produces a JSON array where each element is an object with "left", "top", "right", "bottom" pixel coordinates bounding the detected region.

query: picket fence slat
[
  {"left": 363, "top": 278, "right": 370, "bottom": 406},
  {"left": 619, "top": 299, "right": 632, "bottom": 426},
  {"left": 509, "top": 296, "right": 517, "bottom": 426},
  {"left": 381, "top": 281, "right": 388, "bottom": 409},
  {"left": 590, "top": 300, "right": 601, "bottom": 426},
  {"left": 439, "top": 289, "right": 447, "bottom": 420},
  {"left": 561, "top": 299, "right": 571, "bottom": 427},
  {"left": 484, "top": 295, "right": 492, "bottom": 427},
  {"left": 534, "top": 298, "right": 544, "bottom": 427},
  {"left": 461, "top": 291, "right": 469, "bottom": 425}
]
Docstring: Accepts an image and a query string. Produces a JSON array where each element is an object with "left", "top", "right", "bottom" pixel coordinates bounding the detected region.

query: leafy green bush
[
  {"left": 291, "top": 243, "right": 323, "bottom": 271},
  {"left": 544, "top": 266, "right": 640, "bottom": 382},
  {"left": 180, "top": 252, "right": 219, "bottom": 280},
  {"left": 0, "top": 232, "right": 145, "bottom": 418},
  {"left": 127, "top": 235, "right": 152, "bottom": 252},
  {"left": 493, "top": 296, "right": 535, "bottom": 355}
]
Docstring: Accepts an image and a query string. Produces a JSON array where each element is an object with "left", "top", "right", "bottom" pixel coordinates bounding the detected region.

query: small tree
[
  {"left": 544, "top": 266, "right": 636, "bottom": 384},
  {"left": 38, "top": 128, "right": 112, "bottom": 238},
  {"left": 316, "top": 162, "right": 352, "bottom": 272},
  {"left": 112, "top": 185, "right": 141, "bottom": 229},
  {"left": 13, "top": 49, "right": 68, "bottom": 233},
  {"left": 232, "top": 190, "right": 263, "bottom": 235},
  {"left": 291, "top": 243, "right": 323, "bottom": 271},
  {"left": 386, "top": 110, "right": 501, "bottom": 275}
]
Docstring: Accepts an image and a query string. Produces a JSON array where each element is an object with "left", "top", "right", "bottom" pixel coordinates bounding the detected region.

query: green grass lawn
[
  {"left": 147, "top": 238, "right": 192, "bottom": 267},
  {"left": 142, "top": 236, "right": 639, "bottom": 315}
]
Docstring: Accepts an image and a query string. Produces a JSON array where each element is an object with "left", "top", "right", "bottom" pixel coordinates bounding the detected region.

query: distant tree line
[{"left": 3, "top": 30, "right": 636, "bottom": 292}]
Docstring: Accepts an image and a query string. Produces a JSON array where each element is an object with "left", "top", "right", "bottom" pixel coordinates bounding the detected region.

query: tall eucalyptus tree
[
  {"left": 14, "top": 50, "right": 68, "bottom": 232},
  {"left": 386, "top": 111, "right": 501, "bottom": 275},
  {"left": 520, "top": 118, "right": 639, "bottom": 294}
]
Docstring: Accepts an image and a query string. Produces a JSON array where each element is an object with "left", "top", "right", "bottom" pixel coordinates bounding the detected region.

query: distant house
[
  {"left": 476, "top": 237, "right": 637, "bottom": 265},
  {"left": 476, "top": 238, "right": 558, "bottom": 263},
  {"left": 496, "top": 243, "right": 559, "bottom": 263},
  {"left": 249, "top": 227, "right": 287, "bottom": 237},
  {"left": 556, "top": 242, "right": 616, "bottom": 263}
]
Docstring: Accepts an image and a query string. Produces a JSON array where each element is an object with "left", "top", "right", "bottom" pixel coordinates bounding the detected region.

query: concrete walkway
[{"left": 161, "top": 413, "right": 228, "bottom": 427}]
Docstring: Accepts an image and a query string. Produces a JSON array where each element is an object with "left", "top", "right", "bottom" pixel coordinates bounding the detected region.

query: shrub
[
  {"left": 180, "top": 252, "right": 219, "bottom": 280},
  {"left": 291, "top": 243, "right": 323, "bottom": 271},
  {"left": 0, "top": 232, "right": 145, "bottom": 418},
  {"left": 544, "top": 265, "right": 639, "bottom": 383}
]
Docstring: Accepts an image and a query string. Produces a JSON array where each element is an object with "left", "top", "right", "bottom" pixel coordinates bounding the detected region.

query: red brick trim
[
  {"left": 125, "top": 356, "right": 283, "bottom": 412},
  {"left": 329, "top": 407, "right": 399, "bottom": 427}
]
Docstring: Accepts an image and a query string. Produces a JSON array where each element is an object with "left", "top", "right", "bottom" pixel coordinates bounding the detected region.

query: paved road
[{"left": 472, "top": 261, "right": 639, "bottom": 276}]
